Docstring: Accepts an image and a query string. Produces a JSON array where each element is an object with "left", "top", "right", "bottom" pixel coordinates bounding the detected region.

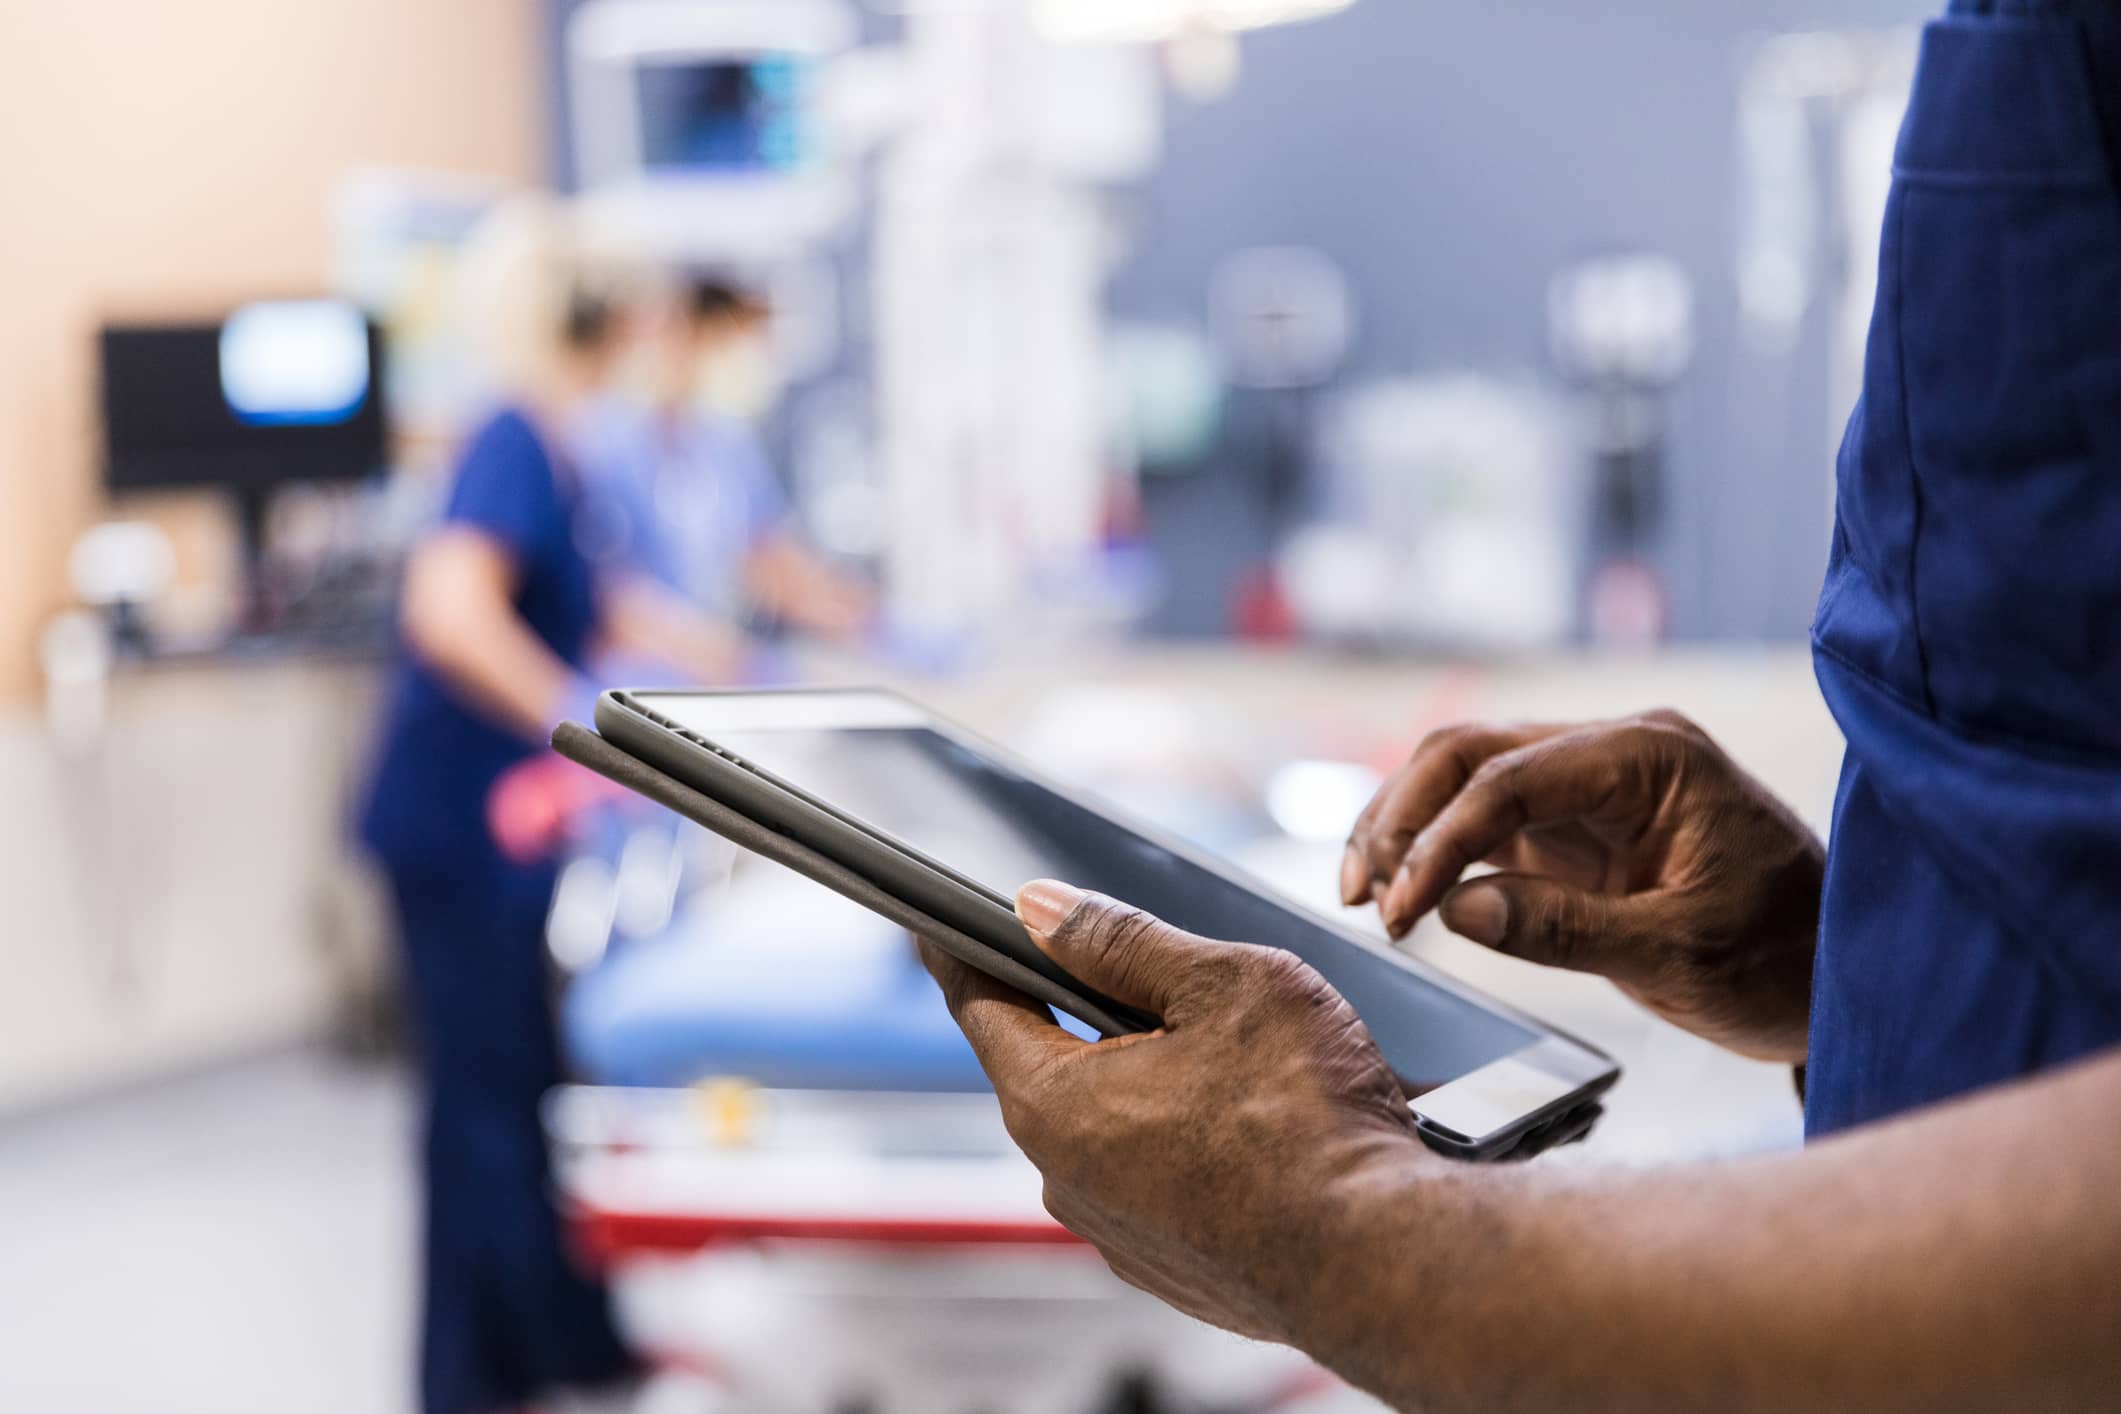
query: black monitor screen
[{"left": 100, "top": 300, "right": 387, "bottom": 494}]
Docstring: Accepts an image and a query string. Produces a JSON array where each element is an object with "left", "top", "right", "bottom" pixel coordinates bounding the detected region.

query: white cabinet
[{"left": 0, "top": 661, "right": 388, "bottom": 1112}]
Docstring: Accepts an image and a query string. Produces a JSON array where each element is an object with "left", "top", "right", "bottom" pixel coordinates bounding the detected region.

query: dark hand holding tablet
[
  {"left": 560, "top": 688, "right": 1618, "bottom": 1161},
  {"left": 918, "top": 877, "right": 1425, "bottom": 1345}
]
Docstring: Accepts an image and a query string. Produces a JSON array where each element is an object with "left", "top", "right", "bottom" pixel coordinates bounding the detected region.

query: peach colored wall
[{"left": 0, "top": 0, "right": 543, "bottom": 704}]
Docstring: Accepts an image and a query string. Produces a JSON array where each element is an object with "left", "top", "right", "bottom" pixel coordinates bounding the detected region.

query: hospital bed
[{"left": 547, "top": 835, "right": 1359, "bottom": 1414}]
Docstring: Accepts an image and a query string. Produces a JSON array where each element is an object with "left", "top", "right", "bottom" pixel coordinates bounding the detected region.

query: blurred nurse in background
[
  {"left": 356, "top": 200, "right": 745, "bottom": 1414},
  {"left": 576, "top": 275, "right": 876, "bottom": 642}
]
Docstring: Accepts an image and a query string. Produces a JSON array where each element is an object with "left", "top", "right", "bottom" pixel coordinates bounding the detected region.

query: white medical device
[
  {"left": 564, "top": 0, "right": 1367, "bottom": 635},
  {"left": 568, "top": 0, "right": 864, "bottom": 396},
  {"left": 568, "top": 0, "right": 858, "bottom": 259}
]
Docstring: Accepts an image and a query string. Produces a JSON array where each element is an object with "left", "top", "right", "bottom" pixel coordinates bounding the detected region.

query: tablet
[{"left": 589, "top": 688, "right": 1618, "bottom": 1160}]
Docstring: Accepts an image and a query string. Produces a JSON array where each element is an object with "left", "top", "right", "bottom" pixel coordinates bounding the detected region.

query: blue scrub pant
[{"left": 387, "top": 859, "right": 633, "bottom": 1414}]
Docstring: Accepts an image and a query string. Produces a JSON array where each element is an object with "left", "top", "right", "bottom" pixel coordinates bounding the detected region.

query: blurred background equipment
[
  {"left": 1733, "top": 29, "right": 1919, "bottom": 539},
  {"left": 568, "top": 0, "right": 857, "bottom": 259},
  {"left": 1547, "top": 250, "right": 1695, "bottom": 647},
  {"left": 98, "top": 302, "right": 393, "bottom": 639},
  {"left": 863, "top": 2, "right": 1162, "bottom": 641},
  {"left": 0, "top": 0, "right": 1936, "bottom": 1409},
  {"left": 567, "top": 0, "right": 860, "bottom": 410},
  {"left": 1030, "top": 0, "right": 1358, "bottom": 44},
  {"left": 62, "top": 521, "right": 177, "bottom": 658},
  {"left": 1209, "top": 244, "right": 1355, "bottom": 530},
  {"left": 330, "top": 168, "right": 516, "bottom": 440},
  {"left": 1288, "top": 373, "right": 1573, "bottom": 652}
]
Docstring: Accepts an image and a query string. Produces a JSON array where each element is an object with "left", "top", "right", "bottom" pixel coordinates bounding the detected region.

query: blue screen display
[
  {"left": 218, "top": 300, "right": 372, "bottom": 428},
  {"left": 636, "top": 56, "right": 813, "bottom": 174}
]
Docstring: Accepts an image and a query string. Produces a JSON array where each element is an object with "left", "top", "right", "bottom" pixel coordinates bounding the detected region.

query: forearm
[
  {"left": 410, "top": 608, "right": 572, "bottom": 742},
  {"left": 601, "top": 575, "right": 748, "bottom": 683},
  {"left": 1301, "top": 1048, "right": 2121, "bottom": 1413},
  {"left": 742, "top": 536, "right": 875, "bottom": 639},
  {"left": 401, "top": 541, "right": 574, "bottom": 743}
]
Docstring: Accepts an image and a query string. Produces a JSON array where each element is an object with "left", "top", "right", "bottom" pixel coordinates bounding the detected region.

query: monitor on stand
[{"left": 99, "top": 300, "right": 389, "bottom": 636}]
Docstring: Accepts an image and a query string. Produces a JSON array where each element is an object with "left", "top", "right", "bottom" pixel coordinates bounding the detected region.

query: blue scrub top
[
  {"left": 571, "top": 399, "right": 788, "bottom": 621},
  {"left": 359, "top": 407, "right": 600, "bottom": 874},
  {"left": 1807, "top": 0, "right": 2121, "bottom": 1133}
]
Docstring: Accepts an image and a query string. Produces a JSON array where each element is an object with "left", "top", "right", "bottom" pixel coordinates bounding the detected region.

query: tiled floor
[
  {"left": 0, "top": 1052, "right": 419, "bottom": 1414},
  {"left": 0, "top": 1054, "right": 1382, "bottom": 1414}
]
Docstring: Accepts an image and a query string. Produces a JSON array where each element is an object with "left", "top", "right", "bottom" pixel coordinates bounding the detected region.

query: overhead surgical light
[{"left": 1031, "top": 0, "right": 1357, "bottom": 46}]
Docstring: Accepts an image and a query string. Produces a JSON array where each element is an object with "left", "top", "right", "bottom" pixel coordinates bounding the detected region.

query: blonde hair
[{"left": 448, "top": 193, "right": 611, "bottom": 400}]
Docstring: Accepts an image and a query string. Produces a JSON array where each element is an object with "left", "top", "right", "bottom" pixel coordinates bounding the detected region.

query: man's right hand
[{"left": 1342, "top": 710, "right": 1823, "bottom": 1062}]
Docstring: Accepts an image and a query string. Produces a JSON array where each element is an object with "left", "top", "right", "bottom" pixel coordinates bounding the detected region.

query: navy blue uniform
[
  {"left": 360, "top": 409, "right": 630, "bottom": 1413},
  {"left": 1809, "top": 0, "right": 2121, "bottom": 1132}
]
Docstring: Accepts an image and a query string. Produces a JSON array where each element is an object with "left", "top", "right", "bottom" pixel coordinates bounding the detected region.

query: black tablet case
[{"left": 551, "top": 720, "right": 1121, "bottom": 1030}]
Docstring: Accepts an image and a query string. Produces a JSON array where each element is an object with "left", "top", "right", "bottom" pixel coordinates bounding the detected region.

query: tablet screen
[{"left": 649, "top": 702, "right": 1538, "bottom": 1088}]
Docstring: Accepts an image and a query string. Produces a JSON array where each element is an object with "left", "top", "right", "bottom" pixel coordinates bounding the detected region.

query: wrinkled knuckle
[
  {"left": 1414, "top": 721, "right": 1484, "bottom": 762},
  {"left": 1052, "top": 896, "right": 1131, "bottom": 963},
  {"left": 1248, "top": 947, "right": 1335, "bottom": 1013},
  {"left": 1527, "top": 890, "right": 1578, "bottom": 966},
  {"left": 1638, "top": 707, "right": 1707, "bottom": 743},
  {"left": 1464, "top": 751, "right": 1519, "bottom": 799},
  {"left": 1548, "top": 894, "right": 1597, "bottom": 969},
  {"left": 1093, "top": 903, "right": 1169, "bottom": 969},
  {"left": 1504, "top": 888, "right": 1588, "bottom": 970},
  {"left": 1362, "top": 821, "right": 1414, "bottom": 864},
  {"left": 1181, "top": 943, "right": 1251, "bottom": 995},
  {"left": 1615, "top": 722, "right": 1689, "bottom": 777},
  {"left": 1067, "top": 900, "right": 1194, "bottom": 1001},
  {"left": 1251, "top": 945, "right": 1314, "bottom": 990},
  {"left": 1615, "top": 721, "right": 1668, "bottom": 753}
]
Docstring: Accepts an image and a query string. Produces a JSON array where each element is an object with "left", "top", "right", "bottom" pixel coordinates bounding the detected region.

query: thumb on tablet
[{"left": 1017, "top": 881, "right": 1217, "bottom": 1019}]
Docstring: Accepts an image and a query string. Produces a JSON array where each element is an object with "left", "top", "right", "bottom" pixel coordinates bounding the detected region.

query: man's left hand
[{"left": 920, "top": 880, "right": 1428, "bottom": 1346}]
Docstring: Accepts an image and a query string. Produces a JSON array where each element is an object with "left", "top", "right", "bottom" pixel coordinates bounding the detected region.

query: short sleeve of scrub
[
  {"left": 444, "top": 410, "right": 564, "bottom": 562},
  {"left": 712, "top": 421, "right": 790, "bottom": 547}
]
